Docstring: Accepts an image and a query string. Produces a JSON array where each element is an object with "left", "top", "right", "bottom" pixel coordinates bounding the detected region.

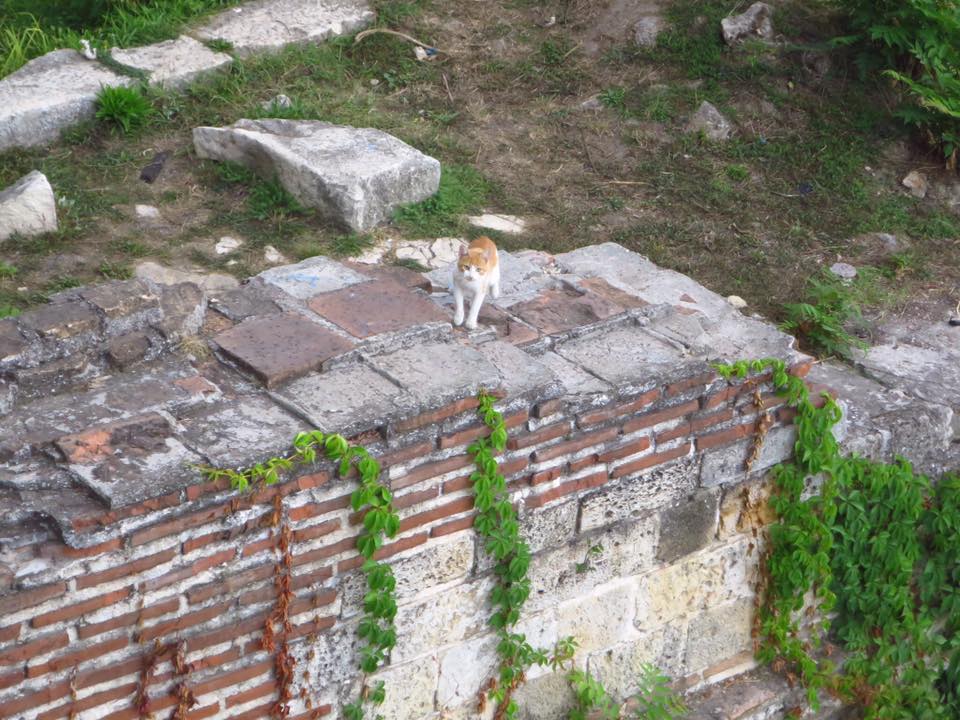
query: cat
[{"left": 451, "top": 235, "right": 500, "bottom": 330}]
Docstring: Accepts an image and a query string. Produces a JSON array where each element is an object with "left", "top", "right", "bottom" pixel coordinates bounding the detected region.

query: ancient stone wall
[{"left": 1, "top": 243, "right": 821, "bottom": 719}]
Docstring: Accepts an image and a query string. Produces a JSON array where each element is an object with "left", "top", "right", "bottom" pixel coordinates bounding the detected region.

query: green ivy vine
[{"left": 714, "top": 358, "right": 960, "bottom": 719}]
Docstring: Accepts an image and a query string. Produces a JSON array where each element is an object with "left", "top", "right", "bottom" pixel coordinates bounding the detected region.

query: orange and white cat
[{"left": 452, "top": 236, "right": 500, "bottom": 330}]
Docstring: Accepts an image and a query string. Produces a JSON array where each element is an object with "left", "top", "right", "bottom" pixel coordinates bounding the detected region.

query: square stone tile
[
  {"left": 475, "top": 304, "right": 539, "bottom": 345},
  {"left": 258, "top": 256, "right": 368, "bottom": 300},
  {"left": 18, "top": 301, "right": 101, "bottom": 339},
  {"left": 214, "top": 313, "right": 355, "bottom": 388},
  {"left": 308, "top": 280, "right": 448, "bottom": 339},
  {"left": 343, "top": 261, "right": 432, "bottom": 291},
  {"left": 576, "top": 277, "right": 648, "bottom": 309},
  {"left": 510, "top": 287, "right": 625, "bottom": 335},
  {"left": 371, "top": 342, "right": 500, "bottom": 406},
  {"left": 81, "top": 280, "right": 159, "bottom": 319}
]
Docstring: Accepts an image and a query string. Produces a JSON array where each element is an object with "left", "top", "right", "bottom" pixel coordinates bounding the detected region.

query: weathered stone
[
  {"left": 214, "top": 236, "right": 242, "bottom": 255},
  {"left": 576, "top": 277, "right": 648, "bottom": 309},
  {"left": 512, "top": 671, "right": 576, "bottom": 720},
  {"left": 634, "top": 15, "right": 666, "bottom": 47},
  {"left": 110, "top": 36, "right": 232, "bottom": 89},
  {"left": 579, "top": 456, "right": 698, "bottom": 532},
  {"left": 0, "top": 49, "right": 131, "bottom": 151},
  {"left": 686, "top": 101, "right": 734, "bottom": 141},
  {"left": 195, "top": 0, "right": 374, "bottom": 55},
  {"left": 511, "top": 287, "right": 626, "bottom": 335},
  {"left": 367, "top": 656, "right": 439, "bottom": 720},
  {"left": 135, "top": 261, "right": 238, "bottom": 293},
  {"left": 902, "top": 170, "right": 928, "bottom": 199},
  {"left": 263, "top": 244, "right": 287, "bottom": 264},
  {"left": 718, "top": 477, "right": 776, "bottom": 540},
  {"left": 135, "top": 204, "right": 160, "bottom": 220},
  {"left": 106, "top": 332, "right": 152, "bottom": 369},
  {"left": 0, "top": 318, "right": 26, "bottom": 365},
  {"left": 472, "top": 303, "right": 540, "bottom": 345},
  {"left": 476, "top": 341, "right": 558, "bottom": 398},
  {"left": 397, "top": 237, "right": 463, "bottom": 271},
  {"left": 699, "top": 426, "right": 796, "bottom": 488},
  {"left": 0, "top": 376, "right": 14, "bottom": 415},
  {"left": 588, "top": 623, "right": 686, "bottom": 699},
  {"left": 392, "top": 579, "right": 492, "bottom": 662},
  {"left": 558, "top": 578, "right": 638, "bottom": 652},
  {"left": 0, "top": 171, "right": 58, "bottom": 242},
  {"left": 214, "top": 313, "right": 355, "bottom": 388},
  {"left": 208, "top": 283, "right": 281, "bottom": 322},
  {"left": 437, "top": 635, "right": 499, "bottom": 710},
  {"left": 657, "top": 488, "right": 720, "bottom": 563},
  {"left": 537, "top": 351, "right": 613, "bottom": 397},
  {"left": 520, "top": 498, "right": 578, "bottom": 554},
  {"left": 308, "top": 280, "right": 447, "bottom": 338},
  {"left": 12, "top": 353, "right": 92, "bottom": 400},
  {"left": 273, "top": 362, "right": 403, "bottom": 435},
  {"left": 344, "top": 260, "right": 432, "bottom": 292},
  {"left": 18, "top": 301, "right": 100, "bottom": 340},
  {"left": 468, "top": 213, "right": 527, "bottom": 234},
  {"left": 193, "top": 119, "right": 440, "bottom": 231},
  {"left": 156, "top": 282, "right": 206, "bottom": 340},
  {"left": 257, "top": 256, "right": 368, "bottom": 300},
  {"left": 829, "top": 262, "right": 857, "bottom": 280},
  {"left": 721, "top": 2, "right": 774, "bottom": 45},
  {"left": 685, "top": 598, "right": 754, "bottom": 672},
  {"left": 81, "top": 280, "right": 159, "bottom": 321}
]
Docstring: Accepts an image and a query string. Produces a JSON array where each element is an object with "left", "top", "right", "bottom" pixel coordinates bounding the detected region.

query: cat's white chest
[{"left": 451, "top": 270, "right": 487, "bottom": 298}]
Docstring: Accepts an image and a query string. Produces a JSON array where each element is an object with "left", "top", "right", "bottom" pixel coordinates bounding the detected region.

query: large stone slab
[
  {"left": 194, "top": 0, "right": 374, "bottom": 55},
  {"left": 111, "top": 36, "right": 232, "bottom": 89},
  {"left": 308, "top": 280, "right": 448, "bottom": 338},
  {"left": 258, "top": 256, "right": 368, "bottom": 300},
  {"left": 193, "top": 119, "right": 441, "bottom": 231},
  {"left": 0, "top": 49, "right": 131, "bottom": 151},
  {"left": 0, "top": 171, "right": 58, "bottom": 242}
]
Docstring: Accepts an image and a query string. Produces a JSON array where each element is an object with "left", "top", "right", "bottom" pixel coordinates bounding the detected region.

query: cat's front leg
[
  {"left": 465, "top": 288, "right": 486, "bottom": 330},
  {"left": 452, "top": 284, "right": 465, "bottom": 326}
]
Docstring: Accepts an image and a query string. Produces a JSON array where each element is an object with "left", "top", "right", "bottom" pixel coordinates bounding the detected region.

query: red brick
[
  {"left": 131, "top": 504, "right": 230, "bottom": 546},
  {"left": 654, "top": 423, "right": 690, "bottom": 444},
  {"left": 293, "top": 536, "right": 358, "bottom": 568},
  {"left": 430, "top": 515, "right": 476, "bottom": 537},
  {"left": 242, "top": 534, "right": 277, "bottom": 559},
  {"left": 0, "top": 623, "right": 19, "bottom": 643},
  {"left": 188, "top": 705, "right": 220, "bottom": 720},
  {"left": 337, "top": 533, "right": 428, "bottom": 572},
  {"left": 296, "top": 471, "right": 330, "bottom": 491},
  {"left": 507, "top": 420, "right": 570, "bottom": 451},
  {"left": 188, "top": 646, "right": 242, "bottom": 673},
  {"left": 140, "top": 566, "right": 195, "bottom": 593},
  {"left": 378, "top": 441, "right": 437, "bottom": 469},
  {"left": 185, "top": 611, "right": 269, "bottom": 653},
  {"left": 36, "top": 681, "right": 140, "bottom": 720},
  {"left": 292, "top": 518, "right": 342, "bottom": 543},
  {"left": 76, "top": 656, "right": 142, "bottom": 690},
  {"left": 577, "top": 389, "right": 660, "bottom": 428},
  {"left": 0, "top": 581, "right": 66, "bottom": 615},
  {"left": 695, "top": 422, "right": 756, "bottom": 452},
  {"left": 533, "top": 398, "right": 563, "bottom": 419},
  {"left": 288, "top": 494, "right": 352, "bottom": 522},
  {"left": 191, "top": 658, "right": 273, "bottom": 697},
  {"left": 439, "top": 410, "right": 528, "bottom": 450},
  {"left": 32, "top": 588, "right": 131, "bottom": 628},
  {"left": 665, "top": 371, "right": 717, "bottom": 397},
  {"left": 188, "top": 563, "right": 275, "bottom": 605},
  {"left": 398, "top": 497, "right": 474, "bottom": 533},
  {"left": 287, "top": 615, "right": 336, "bottom": 641},
  {"left": 27, "top": 635, "right": 128, "bottom": 678},
  {"left": 0, "top": 668, "right": 24, "bottom": 690},
  {"left": 77, "top": 597, "right": 179, "bottom": 640},
  {"left": 288, "top": 706, "right": 333, "bottom": 720},
  {"left": 288, "top": 589, "right": 337, "bottom": 616},
  {"left": 525, "top": 469, "right": 609, "bottom": 510},
  {"left": 691, "top": 407, "right": 735, "bottom": 432},
  {"left": 789, "top": 358, "right": 814, "bottom": 378},
  {"left": 500, "top": 455, "right": 530, "bottom": 479},
  {"left": 226, "top": 679, "right": 275, "bottom": 707},
  {"left": 41, "top": 537, "right": 123, "bottom": 560},
  {"left": 612, "top": 442, "right": 693, "bottom": 478},
  {"left": 0, "top": 678, "right": 70, "bottom": 715},
  {"left": 229, "top": 700, "right": 275, "bottom": 720},
  {"left": 392, "top": 454, "right": 474, "bottom": 491},
  {"left": 531, "top": 426, "right": 619, "bottom": 463},
  {"left": 530, "top": 466, "right": 563, "bottom": 486},
  {"left": 394, "top": 397, "right": 481, "bottom": 433},
  {"left": 621, "top": 400, "right": 699, "bottom": 434},
  {"left": 701, "top": 385, "right": 740, "bottom": 410},
  {"left": 291, "top": 565, "right": 334, "bottom": 592},
  {"left": 139, "top": 599, "right": 233, "bottom": 643},
  {"left": 737, "top": 392, "right": 783, "bottom": 414},
  {"left": 182, "top": 528, "right": 233, "bottom": 554},
  {"left": 568, "top": 455, "right": 597, "bottom": 473},
  {"left": 777, "top": 406, "right": 798, "bottom": 424},
  {"left": 597, "top": 437, "right": 651, "bottom": 463},
  {"left": 185, "top": 475, "right": 232, "bottom": 502},
  {"left": 76, "top": 548, "right": 178, "bottom": 590}
]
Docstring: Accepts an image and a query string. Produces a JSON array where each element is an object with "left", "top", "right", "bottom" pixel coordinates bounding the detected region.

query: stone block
[
  {"left": 274, "top": 362, "right": 402, "bottom": 436},
  {"left": 81, "top": 279, "right": 160, "bottom": 332},
  {"left": 0, "top": 170, "right": 57, "bottom": 242},
  {"left": 438, "top": 636, "right": 497, "bottom": 710},
  {"left": 368, "top": 655, "right": 439, "bottom": 720},
  {"left": 257, "top": 256, "right": 368, "bottom": 300},
  {"left": 0, "top": 319, "right": 27, "bottom": 365},
  {"left": 537, "top": 351, "right": 613, "bottom": 397},
  {"left": 208, "top": 282, "right": 282, "bottom": 322},
  {"left": 111, "top": 36, "right": 232, "bottom": 89},
  {"left": 0, "top": 49, "right": 132, "bottom": 151},
  {"left": 520, "top": 498, "right": 578, "bottom": 554},
  {"left": 106, "top": 332, "right": 152, "bottom": 369},
  {"left": 13, "top": 353, "right": 92, "bottom": 400},
  {"left": 343, "top": 260, "right": 432, "bottom": 291},
  {"left": 699, "top": 426, "right": 795, "bottom": 488},
  {"left": 195, "top": 0, "right": 374, "bottom": 55},
  {"left": 18, "top": 301, "right": 100, "bottom": 340},
  {"left": 291, "top": 621, "right": 361, "bottom": 689},
  {"left": 557, "top": 578, "right": 638, "bottom": 653},
  {"left": 717, "top": 478, "right": 775, "bottom": 540},
  {"left": 579, "top": 456, "right": 699, "bottom": 533},
  {"left": 476, "top": 341, "right": 558, "bottom": 399},
  {"left": 656, "top": 488, "right": 720, "bottom": 563},
  {"left": 686, "top": 101, "right": 734, "bottom": 141},
  {"left": 308, "top": 280, "right": 447, "bottom": 338},
  {"left": 214, "top": 313, "right": 355, "bottom": 388},
  {"left": 511, "top": 286, "right": 626, "bottom": 335},
  {"left": 684, "top": 598, "right": 754, "bottom": 672},
  {"left": 587, "top": 622, "right": 686, "bottom": 699},
  {"left": 194, "top": 119, "right": 440, "bottom": 231},
  {"left": 512, "top": 671, "right": 576, "bottom": 720}
]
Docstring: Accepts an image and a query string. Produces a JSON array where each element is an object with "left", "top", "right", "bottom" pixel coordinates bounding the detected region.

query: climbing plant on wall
[{"left": 714, "top": 359, "right": 960, "bottom": 719}]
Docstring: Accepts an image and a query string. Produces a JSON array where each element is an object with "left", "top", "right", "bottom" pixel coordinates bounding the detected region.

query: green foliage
[
  {"left": 725, "top": 163, "right": 750, "bottom": 182},
  {"left": 631, "top": 664, "right": 688, "bottom": 720},
  {"left": 569, "top": 669, "right": 618, "bottom": 720},
  {"left": 780, "top": 271, "right": 866, "bottom": 360},
  {"left": 599, "top": 86, "right": 628, "bottom": 115},
  {"left": 95, "top": 84, "right": 154, "bottom": 133},
  {"left": 715, "top": 358, "right": 960, "bottom": 718},
  {"left": 0, "top": 261, "right": 17, "bottom": 279},
  {"left": 0, "top": 14, "right": 71, "bottom": 78},
  {"left": 247, "top": 177, "right": 303, "bottom": 221},
  {"left": 393, "top": 164, "right": 489, "bottom": 236},
  {"left": 0, "top": 304, "right": 20, "bottom": 318},
  {"left": 832, "top": 0, "right": 960, "bottom": 166}
]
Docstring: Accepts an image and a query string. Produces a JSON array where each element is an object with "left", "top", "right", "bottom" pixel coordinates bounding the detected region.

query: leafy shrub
[
  {"left": 780, "top": 271, "right": 866, "bottom": 360},
  {"left": 833, "top": 0, "right": 960, "bottom": 167},
  {"left": 95, "top": 84, "right": 153, "bottom": 133}
]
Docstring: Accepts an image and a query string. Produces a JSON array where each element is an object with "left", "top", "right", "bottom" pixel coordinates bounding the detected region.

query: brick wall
[{"left": 0, "top": 358, "right": 811, "bottom": 720}]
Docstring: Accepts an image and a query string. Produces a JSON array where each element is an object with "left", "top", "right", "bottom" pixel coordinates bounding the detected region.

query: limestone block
[
  {"left": 721, "top": 2, "right": 774, "bottom": 44},
  {"left": 699, "top": 426, "right": 795, "bottom": 488},
  {"left": 193, "top": 119, "right": 440, "bottom": 231},
  {"left": 0, "top": 171, "right": 58, "bottom": 242},
  {"left": 368, "top": 656, "right": 439, "bottom": 720},
  {"left": 579, "top": 456, "right": 699, "bottom": 532},
  {"left": 0, "top": 49, "right": 132, "bottom": 151},
  {"left": 257, "top": 255, "right": 368, "bottom": 299},
  {"left": 537, "top": 350, "right": 614, "bottom": 397},
  {"left": 438, "top": 635, "right": 498, "bottom": 710},
  {"left": 587, "top": 622, "right": 686, "bottom": 699},
  {"left": 476, "top": 340, "right": 560, "bottom": 399},
  {"left": 656, "top": 488, "right": 720, "bottom": 563},
  {"left": 392, "top": 578, "right": 493, "bottom": 662},
  {"left": 512, "top": 670, "right": 576, "bottom": 720},
  {"left": 684, "top": 598, "right": 754, "bottom": 672},
  {"left": 195, "top": 0, "right": 374, "bottom": 55},
  {"left": 519, "top": 498, "right": 578, "bottom": 554},
  {"left": 557, "top": 578, "right": 639, "bottom": 653},
  {"left": 111, "top": 36, "right": 232, "bottom": 89},
  {"left": 717, "top": 478, "right": 776, "bottom": 540}
]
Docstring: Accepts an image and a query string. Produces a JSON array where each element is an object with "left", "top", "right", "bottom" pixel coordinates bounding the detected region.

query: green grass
[
  {"left": 0, "top": 262, "right": 17, "bottom": 279},
  {"left": 95, "top": 85, "right": 154, "bottom": 133},
  {"left": 394, "top": 164, "right": 490, "bottom": 237}
]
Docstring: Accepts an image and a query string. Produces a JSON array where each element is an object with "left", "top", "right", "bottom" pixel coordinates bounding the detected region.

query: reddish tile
[
  {"left": 308, "top": 280, "right": 447, "bottom": 338},
  {"left": 578, "top": 277, "right": 648, "bottom": 309},
  {"left": 343, "top": 261, "right": 432, "bottom": 291},
  {"left": 511, "top": 287, "right": 625, "bottom": 335},
  {"left": 214, "top": 313, "right": 354, "bottom": 388},
  {"left": 475, "top": 304, "right": 539, "bottom": 346}
]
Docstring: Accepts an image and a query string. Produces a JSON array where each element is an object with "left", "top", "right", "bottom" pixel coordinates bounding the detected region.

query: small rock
[
  {"left": 79, "top": 39, "right": 97, "bottom": 60},
  {"left": 634, "top": 16, "right": 665, "bottom": 48},
  {"left": 215, "top": 236, "right": 242, "bottom": 254},
  {"left": 135, "top": 204, "right": 161, "bottom": 220},
  {"left": 726, "top": 295, "right": 747, "bottom": 309},
  {"left": 902, "top": 170, "right": 929, "bottom": 199},
  {"left": 261, "top": 93, "right": 292, "bottom": 111},
  {"left": 580, "top": 95, "right": 604, "bottom": 111},
  {"left": 949, "top": 318, "right": 960, "bottom": 327},
  {"left": 0, "top": 170, "right": 58, "bottom": 243},
  {"left": 685, "top": 101, "right": 733, "bottom": 141},
  {"left": 135, "top": 261, "right": 238, "bottom": 293},
  {"left": 829, "top": 262, "right": 857, "bottom": 280},
  {"left": 139, "top": 151, "right": 170, "bottom": 184},
  {"left": 263, "top": 245, "right": 287, "bottom": 264},
  {"left": 721, "top": 2, "right": 774, "bottom": 45},
  {"left": 468, "top": 213, "right": 527, "bottom": 235}
]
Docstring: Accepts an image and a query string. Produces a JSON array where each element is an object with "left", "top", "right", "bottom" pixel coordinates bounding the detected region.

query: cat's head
[{"left": 457, "top": 244, "right": 492, "bottom": 280}]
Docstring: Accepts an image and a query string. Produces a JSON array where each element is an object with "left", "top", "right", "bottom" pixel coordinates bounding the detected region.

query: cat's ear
[{"left": 458, "top": 244, "right": 467, "bottom": 258}]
